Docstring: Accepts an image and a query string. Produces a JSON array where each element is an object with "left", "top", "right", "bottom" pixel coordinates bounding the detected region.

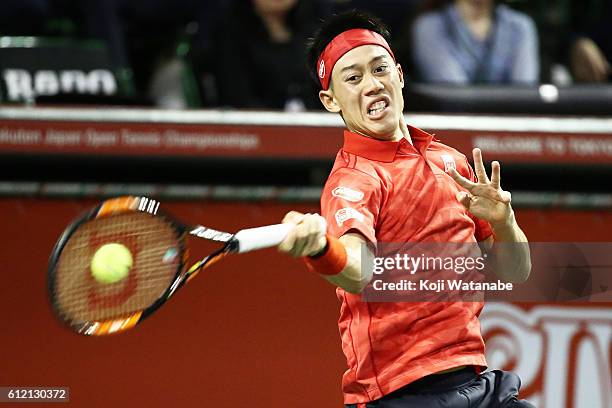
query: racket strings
[{"left": 53, "top": 212, "right": 182, "bottom": 323}]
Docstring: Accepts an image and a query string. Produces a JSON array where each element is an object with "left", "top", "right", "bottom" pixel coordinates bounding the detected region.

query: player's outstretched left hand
[{"left": 449, "top": 148, "right": 513, "bottom": 227}]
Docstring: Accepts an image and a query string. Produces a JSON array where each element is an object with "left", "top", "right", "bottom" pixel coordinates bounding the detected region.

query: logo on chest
[{"left": 440, "top": 154, "right": 456, "bottom": 173}]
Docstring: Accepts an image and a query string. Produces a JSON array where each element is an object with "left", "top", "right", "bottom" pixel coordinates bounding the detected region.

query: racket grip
[{"left": 234, "top": 223, "right": 294, "bottom": 253}]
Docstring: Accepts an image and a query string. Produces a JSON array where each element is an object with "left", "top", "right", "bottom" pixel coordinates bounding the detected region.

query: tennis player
[{"left": 278, "top": 10, "right": 533, "bottom": 408}]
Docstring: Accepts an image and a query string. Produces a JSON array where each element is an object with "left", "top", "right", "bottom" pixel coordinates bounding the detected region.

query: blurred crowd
[{"left": 0, "top": 0, "right": 610, "bottom": 109}]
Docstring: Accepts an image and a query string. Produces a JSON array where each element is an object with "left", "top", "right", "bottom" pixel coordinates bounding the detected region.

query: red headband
[{"left": 316, "top": 28, "right": 396, "bottom": 90}]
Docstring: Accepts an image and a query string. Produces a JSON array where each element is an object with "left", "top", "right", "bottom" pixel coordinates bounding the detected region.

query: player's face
[{"left": 319, "top": 45, "right": 405, "bottom": 141}]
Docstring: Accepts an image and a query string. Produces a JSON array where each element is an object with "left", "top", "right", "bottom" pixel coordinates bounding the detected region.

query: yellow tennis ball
[{"left": 90, "top": 243, "right": 133, "bottom": 284}]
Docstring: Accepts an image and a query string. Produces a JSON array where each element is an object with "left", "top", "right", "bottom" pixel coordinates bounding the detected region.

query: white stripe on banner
[{"left": 1, "top": 107, "right": 612, "bottom": 133}]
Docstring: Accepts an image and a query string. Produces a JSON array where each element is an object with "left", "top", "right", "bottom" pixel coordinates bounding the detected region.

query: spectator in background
[
  {"left": 408, "top": 0, "right": 539, "bottom": 84},
  {"left": 569, "top": 0, "right": 611, "bottom": 82},
  {"left": 571, "top": 37, "right": 610, "bottom": 82},
  {"left": 212, "top": 0, "right": 324, "bottom": 110}
]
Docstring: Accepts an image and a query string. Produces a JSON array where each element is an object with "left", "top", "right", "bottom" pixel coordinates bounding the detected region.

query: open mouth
[{"left": 366, "top": 98, "right": 390, "bottom": 118}]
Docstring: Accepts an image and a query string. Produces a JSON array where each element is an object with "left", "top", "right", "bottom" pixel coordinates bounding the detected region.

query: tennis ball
[{"left": 90, "top": 243, "right": 133, "bottom": 284}]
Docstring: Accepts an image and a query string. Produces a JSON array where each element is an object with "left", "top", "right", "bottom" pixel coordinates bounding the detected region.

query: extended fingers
[
  {"left": 500, "top": 190, "right": 512, "bottom": 204},
  {"left": 449, "top": 167, "right": 477, "bottom": 191},
  {"left": 491, "top": 161, "right": 501, "bottom": 189},
  {"left": 472, "top": 148, "right": 490, "bottom": 183}
]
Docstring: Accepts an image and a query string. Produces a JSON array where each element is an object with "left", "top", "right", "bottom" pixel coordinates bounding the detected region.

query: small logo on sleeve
[
  {"left": 332, "top": 186, "right": 364, "bottom": 202},
  {"left": 318, "top": 60, "right": 326, "bottom": 79},
  {"left": 441, "top": 154, "right": 456, "bottom": 173},
  {"left": 335, "top": 207, "right": 365, "bottom": 227}
]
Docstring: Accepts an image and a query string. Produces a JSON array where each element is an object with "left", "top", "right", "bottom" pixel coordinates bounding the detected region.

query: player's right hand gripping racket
[{"left": 48, "top": 196, "right": 295, "bottom": 336}]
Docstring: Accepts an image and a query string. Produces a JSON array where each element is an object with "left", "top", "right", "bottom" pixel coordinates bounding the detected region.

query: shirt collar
[{"left": 342, "top": 126, "right": 434, "bottom": 162}]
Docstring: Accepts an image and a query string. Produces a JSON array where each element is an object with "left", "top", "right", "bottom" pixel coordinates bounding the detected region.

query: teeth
[{"left": 368, "top": 100, "right": 387, "bottom": 114}]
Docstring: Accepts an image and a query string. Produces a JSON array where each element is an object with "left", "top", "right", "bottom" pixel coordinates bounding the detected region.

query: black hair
[{"left": 305, "top": 10, "right": 391, "bottom": 87}]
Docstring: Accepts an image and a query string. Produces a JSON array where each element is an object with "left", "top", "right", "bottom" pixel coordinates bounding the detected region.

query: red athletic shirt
[{"left": 320, "top": 126, "right": 493, "bottom": 404}]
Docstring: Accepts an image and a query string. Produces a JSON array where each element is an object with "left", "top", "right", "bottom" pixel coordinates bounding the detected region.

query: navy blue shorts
[{"left": 346, "top": 367, "right": 535, "bottom": 408}]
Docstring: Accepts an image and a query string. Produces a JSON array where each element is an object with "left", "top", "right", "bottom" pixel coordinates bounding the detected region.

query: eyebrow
[{"left": 340, "top": 55, "right": 388, "bottom": 73}]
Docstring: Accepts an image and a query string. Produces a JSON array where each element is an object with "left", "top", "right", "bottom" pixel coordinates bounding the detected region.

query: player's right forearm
[{"left": 322, "top": 233, "right": 374, "bottom": 294}]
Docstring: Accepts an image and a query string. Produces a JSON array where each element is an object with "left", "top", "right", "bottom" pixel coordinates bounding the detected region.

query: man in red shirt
[{"left": 278, "top": 10, "right": 533, "bottom": 408}]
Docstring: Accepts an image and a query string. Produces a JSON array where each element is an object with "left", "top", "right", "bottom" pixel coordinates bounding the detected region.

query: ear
[
  {"left": 319, "top": 88, "right": 341, "bottom": 113},
  {"left": 396, "top": 63, "right": 405, "bottom": 89}
]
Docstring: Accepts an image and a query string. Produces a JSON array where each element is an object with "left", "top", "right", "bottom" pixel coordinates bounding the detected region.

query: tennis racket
[{"left": 48, "top": 196, "right": 295, "bottom": 336}]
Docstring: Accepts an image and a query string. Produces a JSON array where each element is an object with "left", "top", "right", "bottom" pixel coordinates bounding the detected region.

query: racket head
[{"left": 48, "top": 196, "right": 188, "bottom": 336}]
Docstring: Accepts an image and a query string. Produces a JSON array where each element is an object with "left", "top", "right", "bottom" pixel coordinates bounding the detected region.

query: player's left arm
[{"left": 449, "top": 148, "right": 531, "bottom": 283}]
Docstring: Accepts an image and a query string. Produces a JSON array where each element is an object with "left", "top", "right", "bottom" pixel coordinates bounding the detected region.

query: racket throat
[{"left": 189, "top": 225, "right": 234, "bottom": 243}]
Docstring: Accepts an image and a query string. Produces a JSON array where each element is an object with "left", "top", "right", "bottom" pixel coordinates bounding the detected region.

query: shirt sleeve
[
  {"left": 460, "top": 157, "right": 494, "bottom": 242},
  {"left": 320, "top": 167, "right": 382, "bottom": 245}
]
